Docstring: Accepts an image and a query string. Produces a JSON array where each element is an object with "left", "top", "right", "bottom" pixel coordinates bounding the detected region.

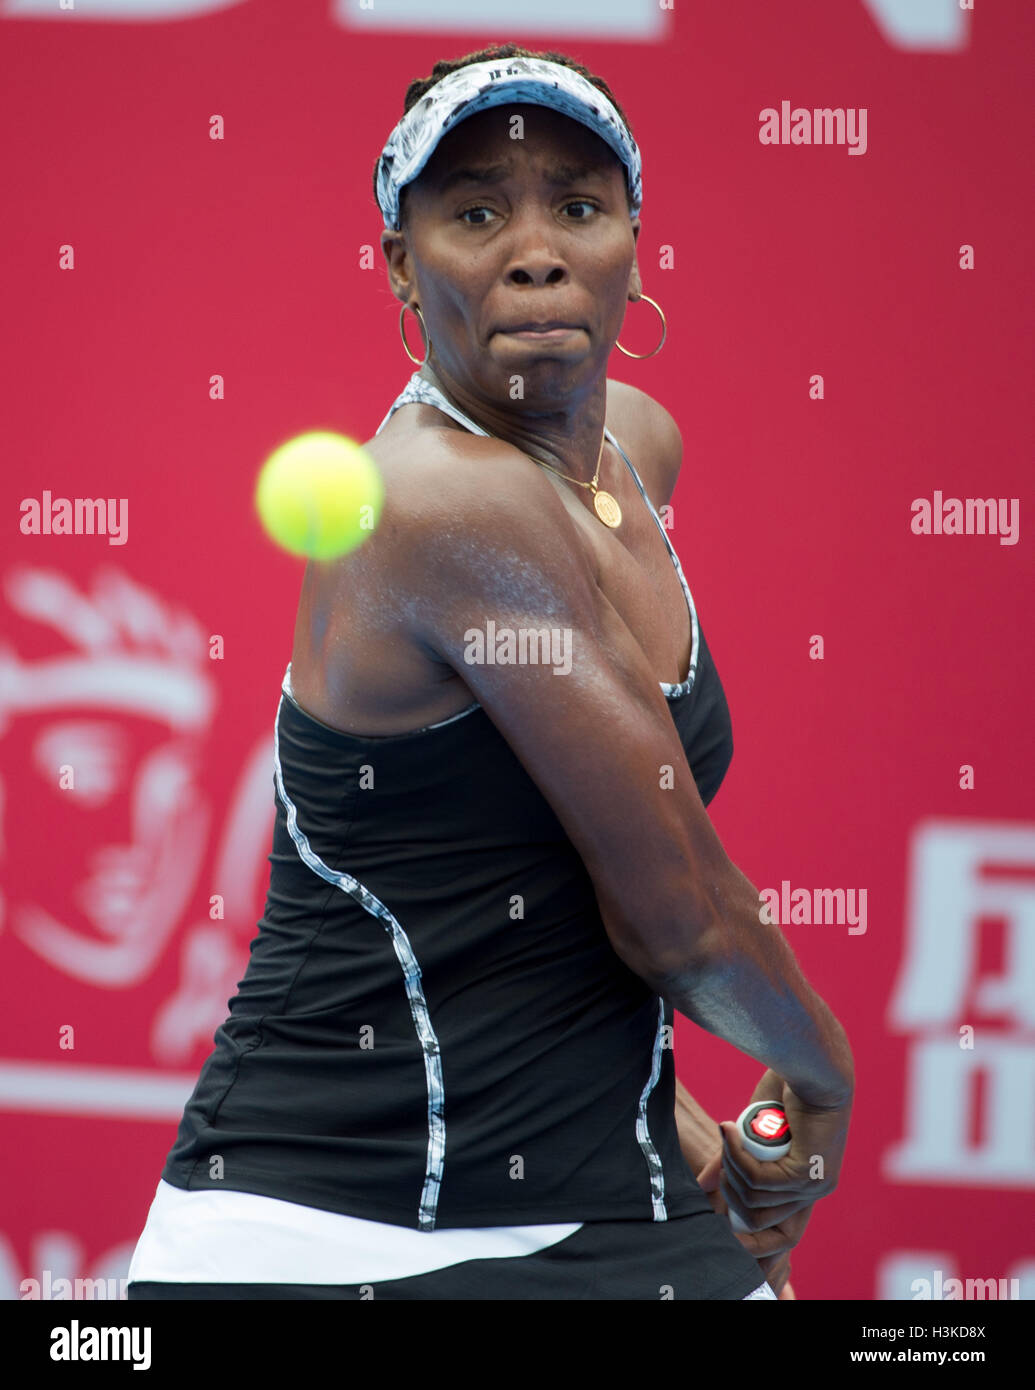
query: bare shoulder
[
  {"left": 350, "top": 405, "right": 602, "bottom": 607},
  {"left": 605, "top": 379, "right": 683, "bottom": 508},
  {"left": 367, "top": 403, "right": 578, "bottom": 517},
  {"left": 290, "top": 407, "right": 596, "bottom": 730},
  {"left": 356, "top": 388, "right": 683, "bottom": 604}
]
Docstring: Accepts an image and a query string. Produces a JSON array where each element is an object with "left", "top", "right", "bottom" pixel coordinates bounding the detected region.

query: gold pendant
[{"left": 593, "top": 489, "right": 622, "bottom": 528}]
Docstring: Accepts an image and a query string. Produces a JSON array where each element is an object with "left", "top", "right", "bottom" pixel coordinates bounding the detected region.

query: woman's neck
[{"left": 417, "top": 360, "right": 609, "bottom": 486}]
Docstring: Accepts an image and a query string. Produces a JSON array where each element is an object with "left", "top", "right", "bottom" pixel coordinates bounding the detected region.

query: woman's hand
[
  {"left": 677, "top": 1075, "right": 798, "bottom": 1295},
  {"left": 701, "top": 1069, "right": 853, "bottom": 1296}
]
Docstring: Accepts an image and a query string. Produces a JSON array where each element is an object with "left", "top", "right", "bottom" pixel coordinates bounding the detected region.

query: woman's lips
[{"left": 499, "top": 326, "right": 584, "bottom": 339}]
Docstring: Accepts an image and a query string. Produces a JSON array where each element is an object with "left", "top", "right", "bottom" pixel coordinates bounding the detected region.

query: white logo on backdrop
[
  {"left": 0, "top": 566, "right": 275, "bottom": 1115},
  {"left": 1, "top": 0, "right": 970, "bottom": 52},
  {"left": 885, "top": 819, "right": 1035, "bottom": 1187}
]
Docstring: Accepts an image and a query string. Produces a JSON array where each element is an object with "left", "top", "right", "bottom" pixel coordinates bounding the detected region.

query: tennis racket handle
[{"left": 727, "top": 1101, "right": 792, "bottom": 1234}]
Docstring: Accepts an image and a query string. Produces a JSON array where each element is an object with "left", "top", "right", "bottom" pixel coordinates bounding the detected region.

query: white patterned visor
[{"left": 375, "top": 56, "right": 642, "bottom": 231}]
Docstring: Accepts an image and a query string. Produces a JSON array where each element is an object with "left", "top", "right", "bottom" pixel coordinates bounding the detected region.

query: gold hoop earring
[
  {"left": 399, "top": 303, "right": 430, "bottom": 365},
  {"left": 615, "top": 293, "right": 666, "bottom": 359}
]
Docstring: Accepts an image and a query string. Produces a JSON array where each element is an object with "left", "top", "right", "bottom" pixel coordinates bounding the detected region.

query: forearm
[
  {"left": 673, "top": 1077, "right": 722, "bottom": 1172},
  {"left": 654, "top": 863, "right": 855, "bottom": 1109}
]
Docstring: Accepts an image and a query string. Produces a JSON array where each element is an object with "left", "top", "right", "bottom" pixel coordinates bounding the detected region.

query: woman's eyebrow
[
  {"left": 435, "top": 164, "right": 509, "bottom": 193},
  {"left": 544, "top": 161, "right": 607, "bottom": 185},
  {"left": 435, "top": 160, "right": 607, "bottom": 194}
]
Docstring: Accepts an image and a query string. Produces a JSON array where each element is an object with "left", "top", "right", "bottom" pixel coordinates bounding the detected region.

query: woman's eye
[{"left": 459, "top": 201, "right": 597, "bottom": 225}]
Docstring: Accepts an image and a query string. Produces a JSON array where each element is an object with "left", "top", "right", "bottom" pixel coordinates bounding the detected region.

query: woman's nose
[
  {"left": 499, "top": 202, "right": 571, "bottom": 285},
  {"left": 505, "top": 260, "right": 568, "bottom": 286}
]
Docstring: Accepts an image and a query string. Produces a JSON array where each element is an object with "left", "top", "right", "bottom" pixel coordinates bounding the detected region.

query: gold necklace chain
[{"left": 525, "top": 433, "right": 623, "bottom": 529}]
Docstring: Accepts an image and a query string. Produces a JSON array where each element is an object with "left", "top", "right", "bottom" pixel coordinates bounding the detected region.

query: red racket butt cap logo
[{"left": 747, "top": 1104, "right": 790, "bottom": 1145}]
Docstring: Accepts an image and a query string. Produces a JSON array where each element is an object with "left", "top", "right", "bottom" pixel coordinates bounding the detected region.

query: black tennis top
[{"left": 160, "top": 374, "right": 736, "bottom": 1231}]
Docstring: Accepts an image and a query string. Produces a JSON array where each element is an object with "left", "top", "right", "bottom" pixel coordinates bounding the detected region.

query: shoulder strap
[{"left": 375, "top": 373, "right": 490, "bottom": 437}]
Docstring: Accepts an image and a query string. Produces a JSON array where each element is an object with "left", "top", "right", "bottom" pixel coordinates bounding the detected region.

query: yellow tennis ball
[{"left": 255, "top": 431, "right": 383, "bottom": 560}]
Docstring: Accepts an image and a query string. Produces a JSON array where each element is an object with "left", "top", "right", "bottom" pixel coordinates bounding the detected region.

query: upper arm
[{"left": 404, "top": 448, "right": 729, "bottom": 982}]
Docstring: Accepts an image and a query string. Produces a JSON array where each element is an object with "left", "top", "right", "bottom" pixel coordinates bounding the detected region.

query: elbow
[
  {"left": 602, "top": 861, "right": 748, "bottom": 988},
  {"left": 641, "top": 934, "right": 727, "bottom": 1000},
  {"left": 613, "top": 910, "right": 727, "bottom": 993}
]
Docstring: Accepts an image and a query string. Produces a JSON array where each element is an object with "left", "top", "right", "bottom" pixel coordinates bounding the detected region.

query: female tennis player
[{"left": 127, "top": 43, "right": 853, "bottom": 1301}]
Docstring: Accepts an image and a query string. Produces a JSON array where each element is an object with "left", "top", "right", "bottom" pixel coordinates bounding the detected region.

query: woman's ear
[
  {"left": 628, "top": 258, "right": 643, "bottom": 302},
  {"left": 381, "top": 229, "right": 414, "bottom": 302},
  {"left": 627, "top": 217, "right": 643, "bottom": 300}
]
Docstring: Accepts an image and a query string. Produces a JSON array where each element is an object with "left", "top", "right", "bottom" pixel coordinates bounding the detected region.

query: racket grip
[{"left": 727, "top": 1101, "right": 791, "bottom": 1234}]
